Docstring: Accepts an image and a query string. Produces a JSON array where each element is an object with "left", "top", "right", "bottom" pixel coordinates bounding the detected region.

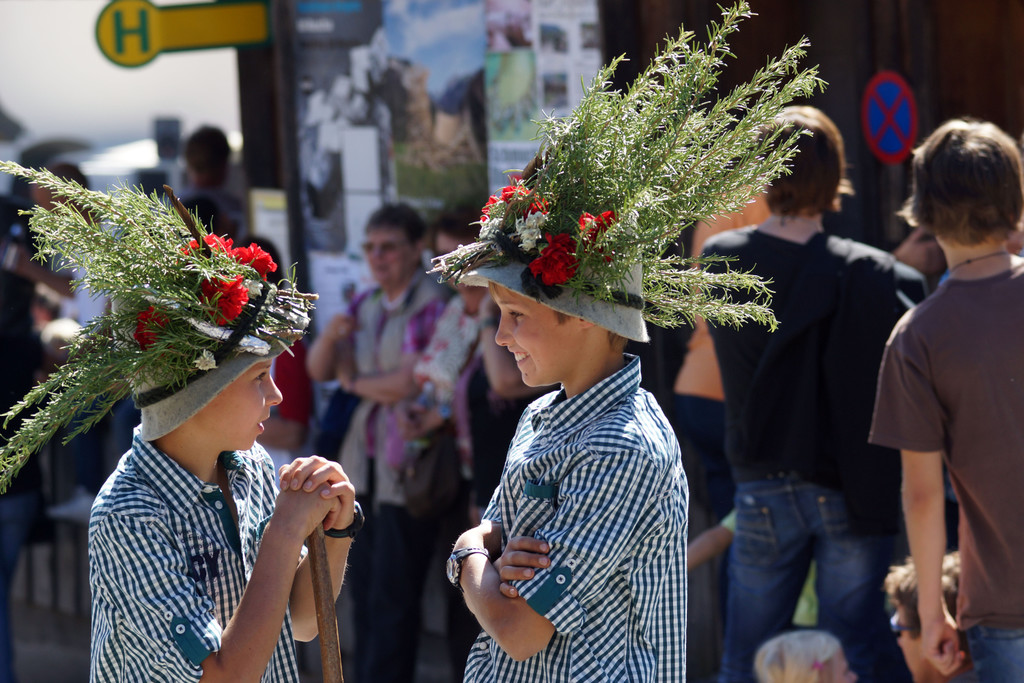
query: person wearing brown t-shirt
[{"left": 871, "top": 119, "right": 1024, "bottom": 683}]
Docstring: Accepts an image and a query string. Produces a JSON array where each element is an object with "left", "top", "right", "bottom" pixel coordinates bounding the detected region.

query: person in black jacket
[{"left": 704, "top": 106, "right": 926, "bottom": 683}]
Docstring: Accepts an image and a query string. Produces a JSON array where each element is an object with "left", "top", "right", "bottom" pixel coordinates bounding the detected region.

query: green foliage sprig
[
  {"left": 0, "top": 161, "right": 316, "bottom": 492},
  {"left": 435, "top": 1, "right": 823, "bottom": 330}
]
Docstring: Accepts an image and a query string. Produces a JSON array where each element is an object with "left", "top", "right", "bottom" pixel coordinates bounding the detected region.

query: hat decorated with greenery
[
  {"left": 0, "top": 161, "right": 316, "bottom": 491},
  {"left": 434, "top": 2, "right": 822, "bottom": 341}
]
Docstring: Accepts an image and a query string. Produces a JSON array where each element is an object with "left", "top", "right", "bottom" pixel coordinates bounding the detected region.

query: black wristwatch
[
  {"left": 324, "top": 501, "right": 364, "bottom": 540},
  {"left": 446, "top": 547, "right": 490, "bottom": 593}
]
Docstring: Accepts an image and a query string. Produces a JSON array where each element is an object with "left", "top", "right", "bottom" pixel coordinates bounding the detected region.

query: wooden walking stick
[{"left": 307, "top": 525, "right": 344, "bottom": 683}]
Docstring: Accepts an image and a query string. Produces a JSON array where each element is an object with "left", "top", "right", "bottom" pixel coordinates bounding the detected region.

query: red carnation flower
[
  {"left": 529, "top": 233, "right": 578, "bottom": 286},
  {"left": 578, "top": 212, "right": 596, "bottom": 236},
  {"left": 182, "top": 234, "right": 235, "bottom": 255},
  {"left": 232, "top": 243, "right": 278, "bottom": 280},
  {"left": 579, "top": 210, "right": 617, "bottom": 262},
  {"left": 595, "top": 210, "right": 616, "bottom": 228},
  {"left": 499, "top": 184, "right": 529, "bottom": 203},
  {"left": 134, "top": 306, "right": 168, "bottom": 350},
  {"left": 483, "top": 183, "right": 549, "bottom": 222},
  {"left": 201, "top": 275, "right": 249, "bottom": 325},
  {"left": 579, "top": 210, "right": 617, "bottom": 243},
  {"left": 481, "top": 194, "right": 500, "bottom": 221}
]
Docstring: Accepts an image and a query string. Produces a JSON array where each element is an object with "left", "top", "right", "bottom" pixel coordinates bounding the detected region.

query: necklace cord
[{"left": 950, "top": 250, "right": 1007, "bottom": 272}]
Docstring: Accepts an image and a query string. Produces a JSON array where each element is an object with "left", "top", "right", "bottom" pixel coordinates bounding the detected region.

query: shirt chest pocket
[{"left": 514, "top": 479, "right": 559, "bottom": 537}]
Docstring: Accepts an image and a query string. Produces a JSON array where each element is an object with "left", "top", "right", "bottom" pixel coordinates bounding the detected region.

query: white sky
[{"left": 0, "top": 0, "right": 241, "bottom": 151}]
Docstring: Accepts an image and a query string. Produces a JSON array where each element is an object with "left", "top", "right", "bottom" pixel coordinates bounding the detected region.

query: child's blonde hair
[{"left": 754, "top": 630, "right": 843, "bottom": 683}]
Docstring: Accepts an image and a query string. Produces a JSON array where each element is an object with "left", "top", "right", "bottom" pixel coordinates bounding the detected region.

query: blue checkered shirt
[
  {"left": 465, "top": 355, "right": 688, "bottom": 682},
  {"left": 89, "top": 429, "right": 301, "bottom": 682}
]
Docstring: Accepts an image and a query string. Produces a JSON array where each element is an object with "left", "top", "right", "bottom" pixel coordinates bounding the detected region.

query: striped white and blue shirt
[
  {"left": 466, "top": 355, "right": 688, "bottom": 682},
  {"left": 88, "top": 429, "right": 301, "bottom": 682}
]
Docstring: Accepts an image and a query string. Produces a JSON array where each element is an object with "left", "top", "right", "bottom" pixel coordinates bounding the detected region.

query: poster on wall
[
  {"left": 280, "top": 0, "right": 601, "bottom": 327},
  {"left": 385, "top": 0, "right": 489, "bottom": 215},
  {"left": 282, "top": 0, "right": 393, "bottom": 328},
  {"left": 484, "top": 0, "right": 601, "bottom": 191}
]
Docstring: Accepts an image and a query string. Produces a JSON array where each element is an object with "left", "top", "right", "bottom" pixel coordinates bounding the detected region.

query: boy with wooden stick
[{"left": 0, "top": 163, "right": 360, "bottom": 682}]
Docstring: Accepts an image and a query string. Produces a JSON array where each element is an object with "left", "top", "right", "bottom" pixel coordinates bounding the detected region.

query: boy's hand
[
  {"left": 278, "top": 456, "right": 357, "bottom": 532},
  {"left": 493, "top": 536, "right": 550, "bottom": 598},
  {"left": 921, "top": 614, "right": 965, "bottom": 675}
]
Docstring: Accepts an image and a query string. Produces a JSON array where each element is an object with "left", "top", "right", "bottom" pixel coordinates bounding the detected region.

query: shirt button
[
  {"left": 164, "top": 611, "right": 173, "bottom": 620},
  {"left": 215, "top": 501, "right": 224, "bottom": 510},
  {"left": 556, "top": 574, "right": 567, "bottom": 585},
  {"left": 175, "top": 624, "right": 186, "bottom": 635}
]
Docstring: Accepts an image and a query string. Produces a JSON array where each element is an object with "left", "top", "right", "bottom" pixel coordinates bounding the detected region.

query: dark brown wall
[
  {"left": 598, "top": 0, "right": 1024, "bottom": 251},
  {"left": 928, "top": 0, "right": 1024, "bottom": 135}
]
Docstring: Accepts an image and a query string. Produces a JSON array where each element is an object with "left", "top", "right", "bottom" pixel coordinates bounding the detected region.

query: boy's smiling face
[
  {"left": 192, "top": 359, "right": 283, "bottom": 453},
  {"left": 489, "top": 284, "right": 582, "bottom": 394}
]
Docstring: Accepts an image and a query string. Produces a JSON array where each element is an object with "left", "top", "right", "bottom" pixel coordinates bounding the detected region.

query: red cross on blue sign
[{"left": 861, "top": 71, "right": 918, "bottom": 165}]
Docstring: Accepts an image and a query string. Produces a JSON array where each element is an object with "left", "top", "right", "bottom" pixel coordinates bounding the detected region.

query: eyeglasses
[{"left": 890, "top": 611, "right": 917, "bottom": 637}]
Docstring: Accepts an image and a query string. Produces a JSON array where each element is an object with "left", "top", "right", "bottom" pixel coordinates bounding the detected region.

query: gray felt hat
[
  {"left": 137, "top": 344, "right": 286, "bottom": 441},
  {"left": 462, "top": 262, "right": 649, "bottom": 342}
]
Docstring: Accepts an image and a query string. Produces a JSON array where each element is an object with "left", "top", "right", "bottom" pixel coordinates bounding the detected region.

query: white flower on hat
[
  {"left": 480, "top": 215, "right": 503, "bottom": 240},
  {"left": 194, "top": 350, "right": 218, "bottom": 371},
  {"left": 516, "top": 210, "right": 547, "bottom": 251}
]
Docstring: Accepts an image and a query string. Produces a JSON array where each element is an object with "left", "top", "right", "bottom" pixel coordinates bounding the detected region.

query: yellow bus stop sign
[{"left": 96, "top": 0, "right": 270, "bottom": 68}]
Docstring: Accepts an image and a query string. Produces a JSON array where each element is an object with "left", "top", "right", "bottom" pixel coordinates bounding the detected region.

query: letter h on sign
[{"left": 114, "top": 7, "right": 149, "bottom": 54}]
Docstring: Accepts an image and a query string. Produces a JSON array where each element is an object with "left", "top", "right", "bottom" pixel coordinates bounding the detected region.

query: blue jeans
[
  {"left": 967, "top": 625, "right": 1024, "bottom": 682},
  {"left": 718, "top": 476, "right": 909, "bottom": 683},
  {"left": 0, "top": 491, "right": 40, "bottom": 683}
]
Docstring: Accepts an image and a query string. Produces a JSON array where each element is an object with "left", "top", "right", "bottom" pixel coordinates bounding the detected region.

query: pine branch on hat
[
  {"left": 0, "top": 162, "right": 316, "bottom": 492},
  {"left": 434, "top": 1, "right": 821, "bottom": 333}
]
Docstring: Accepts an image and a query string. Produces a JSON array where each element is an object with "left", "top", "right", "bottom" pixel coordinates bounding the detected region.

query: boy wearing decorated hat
[
  {"left": 0, "top": 164, "right": 359, "bottom": 683},
  {"left": 435, "top": 8, "right": 821, "bottom": 680},
  {"left": 445, "top": 243, "right": 689, "bottom": 681}
]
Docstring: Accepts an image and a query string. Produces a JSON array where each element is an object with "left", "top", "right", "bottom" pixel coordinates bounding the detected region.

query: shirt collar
[
  {"left": 131, "top": 426, "right": 248, "bottom": 504},
  {"left": 378, "top": 271, "right": 425, "bottom": 314},
  {"left": 530, "top": 354, "right": 641, "bottom": 436}
]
